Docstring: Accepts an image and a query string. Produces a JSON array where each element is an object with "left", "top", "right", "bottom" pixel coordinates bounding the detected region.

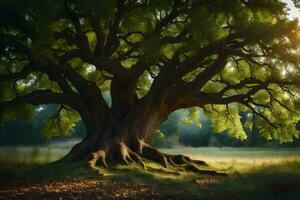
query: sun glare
[{"left": 285, "top": 0, "right": 300, "bottom": 20}]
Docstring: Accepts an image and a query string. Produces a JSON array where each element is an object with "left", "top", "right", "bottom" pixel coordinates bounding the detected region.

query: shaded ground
[
  {"left": 0, "top": 177, "right": 163, "bottom": 200},
  {"left": 1, "top": 169, "right": 300, "bottom": 200},
  {"left": 1, "top": 162, "right": 300, "bottom": 200},
  {"left": 0, "top": 160, "right": 222, "bottom": 200},
  {"left": 0, "top": 147, "right": 300, "bottom": 200},
  {"left": 0, "top": 172, "right": 229, "bottom": 200}
]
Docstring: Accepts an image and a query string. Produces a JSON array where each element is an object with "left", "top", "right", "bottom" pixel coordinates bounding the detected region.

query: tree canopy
[{"left": 1, "top": 0, "right": 300, "bottom": 144}]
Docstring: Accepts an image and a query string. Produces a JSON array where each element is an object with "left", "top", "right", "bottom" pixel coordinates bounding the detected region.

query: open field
[
  {"left": 1, "top": 142, "right": 300, "bottom": 168},
  {"left": 161, "top": 147, "right": 300, "bottom": 172},
  {"left": 0, "top": 144, "right": 300, "bottom": 199}
]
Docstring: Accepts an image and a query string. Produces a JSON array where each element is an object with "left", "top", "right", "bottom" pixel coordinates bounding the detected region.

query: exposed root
[
  {"left": 136, "top": 139, "right": 207, "bottom": 166},
  {"left": 184, "top": 164, "right": 227, "bottom": 176},
  {"left": 131, "top": 139, "right": 226, "bottom": 175},
  {"left": 113, "top": 142, "right": 146, "bottom": 169},
  {"left": 170, "top": 154, "right": 208, "bottom": 166},
  {"left": 88, "top": 143, "right": 146, "bottom": 170},
  {"left": 87, "top": 139, "right": 225, "bottom": 176},
  {"left": 89, "top": 150, "right": 108, "bottom": 168},
  {"left": 142, "top": 145, "right": 169, "bottom": 168}
]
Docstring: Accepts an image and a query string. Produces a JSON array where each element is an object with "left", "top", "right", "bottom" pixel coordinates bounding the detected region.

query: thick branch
[
  {"left": 0, "top": 67, "right": 33, "bottom": 83},
  {"left": 0, "top": 90, "right": 84, "bottom": 111}
]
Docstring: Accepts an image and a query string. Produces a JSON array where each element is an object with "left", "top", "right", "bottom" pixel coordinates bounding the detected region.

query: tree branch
[
  {"left": 0, "top": 90, "right": 84, "bottom": 111},
  {"left": 0, "top": 67, "right": 33, "bottom": 83}
]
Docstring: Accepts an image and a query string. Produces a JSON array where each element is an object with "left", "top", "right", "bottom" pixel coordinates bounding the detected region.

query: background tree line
[{"left": 1, "top": 103, "right": 299, "bottom": 147}]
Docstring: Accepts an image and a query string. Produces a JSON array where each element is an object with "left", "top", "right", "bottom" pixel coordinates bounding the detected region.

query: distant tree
[
  {"left": 159, "top": 111, "right": 180, "bottom": 138},
  {"left": 153, "top": 112, "right": 180, "bottom": 147},
  {"left": 0, "top": 105, "right": 86, "bottom": 146},
  {"left": 0, "top": 118, "right": 41, "bottom": 145},
  {"left": 0, "top": 0, "right": 300, "bottom": 170}
]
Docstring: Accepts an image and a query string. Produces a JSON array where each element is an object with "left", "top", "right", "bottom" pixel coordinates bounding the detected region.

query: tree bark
[
  {"left": 58, "top": 102, "right": 227, "bottom": 176},
  {"left": 64, "top": 103, "right": 162, "bottom": 162}
]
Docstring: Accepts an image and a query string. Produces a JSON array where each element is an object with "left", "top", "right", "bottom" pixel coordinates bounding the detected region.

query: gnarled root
[
  {"left": 89, "top": 150, "right": 108, "bottom": 168},
  {"left": 88, "top": 143, "right": 146, "bottom": 170},
  {"left": 132, "top": 139, "right": 226, "bottom": 176},
  {"left": 170, "top": 154, "right": 208, "bottom": 166},
  {"left": 109, "top": 142, "right": 146, "bottom": 169},
  {"left": 87, "top": 139, "right": 225, "bottom": 176}
]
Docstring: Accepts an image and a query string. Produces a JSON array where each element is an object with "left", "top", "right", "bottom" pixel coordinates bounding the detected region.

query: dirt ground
[{"left": 0, "top": 177, "right": 170, "bottom": 200}]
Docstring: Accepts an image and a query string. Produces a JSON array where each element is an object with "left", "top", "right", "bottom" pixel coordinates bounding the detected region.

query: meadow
[
  {"left": 1, "top": 142, "right": 300, "bottom": 199},
  {"left": 1, "top": 140, "right": 300, "bottom": 168}
]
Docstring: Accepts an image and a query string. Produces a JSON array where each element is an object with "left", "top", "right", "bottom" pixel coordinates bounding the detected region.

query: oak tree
[{"left": 1, "top": 0, "right": 300, "bottom": 170}]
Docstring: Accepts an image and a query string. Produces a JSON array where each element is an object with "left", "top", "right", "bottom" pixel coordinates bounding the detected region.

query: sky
[{"left": 285, "top": 0, "right": 300, "bottom": 19}]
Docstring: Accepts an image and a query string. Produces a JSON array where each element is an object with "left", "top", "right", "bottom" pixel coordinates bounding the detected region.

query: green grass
[
  {"left": 106, "top": 159, "right": 300, "bottom": 200},
  {"left": 1, "top": 145, "right": 300, "bottom": 165},
  {"left": 1, "top": 145, "right": 300, "bottom": 199},
  {"left": 161, "top": 147, "right": 300, "bottom": 173}
]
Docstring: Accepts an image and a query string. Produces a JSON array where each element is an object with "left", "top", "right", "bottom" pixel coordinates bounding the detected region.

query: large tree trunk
[
  {"left": 61, "top": 108, "right": 220, "bottom": 176},
  {"left": 60, "top": 98, "right": 225, "bottom": 175},
  {"left": 64, "top": 101, "right": 162, "bottom": 162}
]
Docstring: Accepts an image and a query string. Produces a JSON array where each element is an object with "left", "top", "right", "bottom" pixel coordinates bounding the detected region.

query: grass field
[
  {"left": 0, "top": 144, "right": 300, "bottom": 199},
  {"left": 161, "top": 147, "right": 300, "bottom": 173},
  {"left": 1, "top": 142, "right": 300, "bottom": 170}
]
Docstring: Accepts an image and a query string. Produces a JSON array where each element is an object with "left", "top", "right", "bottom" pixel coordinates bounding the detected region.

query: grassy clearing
[
  {"left": 98, "top": 159, "right": 300, "bottom": 200},
  {"left": 162, "top": 147, "right": 300, "bottom": 173},
  {"left": 0, "top": 145, "right": 300, "bottom": 199},
  {"left": 0, "top": 140, "right": 77, "bottom": 165},
  {"left": 1, "top": 144, "right": 299, "bottom": 165}
]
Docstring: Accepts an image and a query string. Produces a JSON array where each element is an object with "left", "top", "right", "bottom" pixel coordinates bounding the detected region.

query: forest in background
[{"left": 1, "top": 102, "right": 300, "bottom": 148}]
